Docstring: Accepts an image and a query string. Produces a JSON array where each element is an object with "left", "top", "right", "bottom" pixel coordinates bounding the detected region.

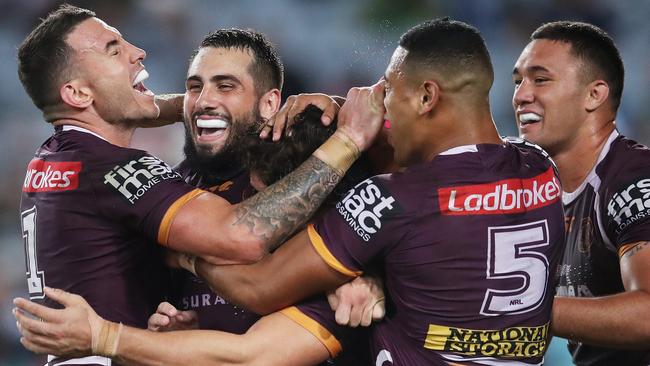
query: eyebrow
[
  {"left": 512, "top": 65, "right": 550, "bottom": 75},
  {"left": 186, "top": 74, "right": 243, "bottom": 85},
  {"left": 104, "top": 39, "right": 119, "bottom": 53}
]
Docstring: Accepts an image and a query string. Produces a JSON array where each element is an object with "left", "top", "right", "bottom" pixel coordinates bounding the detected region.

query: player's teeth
[
  {"left": 196, "top": 118, "right": 228, "bottom": 128},
  {"left": 519, "top": 113, "right": 541, "bottom": 123},
  {"left": 133, "top": 70, "right": 149, "bottom": 86}
]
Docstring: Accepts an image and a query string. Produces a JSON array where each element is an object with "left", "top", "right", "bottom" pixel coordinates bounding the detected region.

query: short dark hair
[
  {"left": 17, "top": 4, "right": 95, "bottom": 110},
  {"left": 192, "top": 28, "right": 284, "bottom": 95},
  {"left": 532, "top": 21, "right": 624, "bottom": 111},
  {"left": 398, "top": 18, "right": 493, "bottom": 86},
  {"left": 241, "top": 105, "right": 370, "bottom": 204}
]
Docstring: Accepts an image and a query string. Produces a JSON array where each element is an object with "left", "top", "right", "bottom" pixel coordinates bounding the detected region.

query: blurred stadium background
[{"left": 1, "top": 0, "right": 648, "bottom": 364}]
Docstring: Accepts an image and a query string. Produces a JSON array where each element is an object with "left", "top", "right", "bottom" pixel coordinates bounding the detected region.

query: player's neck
[
  {"left": 425, "top": 109, "right": 502, "bottom": 160},
  {"left": 51, "top": 114, "right": 136, "bottom": 148},
  {"left": 552, "top": 121, "right": 616, "bottom": 193}
]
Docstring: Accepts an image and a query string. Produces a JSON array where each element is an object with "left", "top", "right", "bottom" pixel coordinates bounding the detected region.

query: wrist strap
[
  {"left": 313, "top": 131, "right": 360, "bottom": 176},
  {"left": 92, "top": 321, "right": 123, "bottom": 357}
]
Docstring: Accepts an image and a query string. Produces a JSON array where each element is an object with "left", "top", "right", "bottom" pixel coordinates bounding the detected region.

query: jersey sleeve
[
  {"left": 280, "top": 294, "right": 370, "bottom": 361},
  {"left": 91, "top": 151, "right": 203, "bottom": 244},
  {"left": 310, "top": 176, "right": 410, "bottom": 275},
  {"left": 601, "top": 156, "right": 650, "bottom": 254}
]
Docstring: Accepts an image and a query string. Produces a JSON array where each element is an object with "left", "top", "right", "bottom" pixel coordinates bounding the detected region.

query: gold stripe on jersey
[
  {"left": 157, "top": 188, "right": 206, "bottom": 245},
  {"left": 307, "top": 224, "right": 361, "bottom": 277},
  {"left": 618, "top": 241, "right": 645, "bottom": 258},
  {"left": 424, "top": 322, "right": 549, "bottom": 358},
  {"left": 280, "top": 306, "right": 342, "bottom": 357}
]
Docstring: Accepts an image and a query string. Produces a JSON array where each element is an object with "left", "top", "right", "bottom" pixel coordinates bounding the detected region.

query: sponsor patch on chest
[
  {"left": 103, "top": 155, "right": 181, "bottom": 204},
  {"left": 438, "top": 167, "right": 560, "bottom": 215},
  {"left": 23, "top": 159, "right": 82, "bottom": 192}
]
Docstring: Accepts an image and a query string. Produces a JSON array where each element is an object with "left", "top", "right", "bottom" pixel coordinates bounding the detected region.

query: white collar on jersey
[
  {"left": 562, "top": 129, "right": 619, "bottom": 203},
  {"left": 438, "top": 144, "right": 479, "bottom": 155},
  {"left": 61, "top": 125, "right": 109, "bottom": 142}
]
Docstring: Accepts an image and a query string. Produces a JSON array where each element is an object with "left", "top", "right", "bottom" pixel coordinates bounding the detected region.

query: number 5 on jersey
[
  {"left": 21, "top": 206, "right": 45, "bottom": 299},
  {"left": 481, "top": 220, "right": 550, "bottom": 316}
]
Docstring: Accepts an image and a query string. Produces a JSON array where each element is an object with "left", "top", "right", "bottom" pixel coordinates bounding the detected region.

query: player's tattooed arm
[
  {"left": 231, "top": 82, "right": 386, "bottom": 254},
  {"left": 234, "top": 156, "right": 340, "bottom": 251},
  {"left": 165, "top": 82, "right": 385, "bottom": 264}
]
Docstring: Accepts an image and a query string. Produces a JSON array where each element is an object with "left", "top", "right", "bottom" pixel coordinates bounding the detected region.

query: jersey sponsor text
[
  {"left": 103, "top": 156, "right": 181, "bottom": 204},
  {"left": 424, "top": 323, "right": 548, "bottom": 358},
  {"left": 439, "top": 167, "right": 560, "bottom": 215},
  {"left": 606, "top": 178, "right": 650, "bottom": 234},
  {"left": 23, "top": 159, "right": 81, "bottom": 192},
  {"left": 336, "top": 178, "right": 398, "bottom": 242}
]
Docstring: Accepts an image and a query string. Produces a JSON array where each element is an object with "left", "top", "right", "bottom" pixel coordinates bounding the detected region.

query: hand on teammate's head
[
  {"left": 261, "top": 93, "right": 341, "bottom": 141},
  {"left": 336, "top": 80, "right": 387, "bottom": 152}
]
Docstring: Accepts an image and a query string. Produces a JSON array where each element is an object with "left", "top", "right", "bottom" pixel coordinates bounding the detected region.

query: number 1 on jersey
[{"left": 21, "top": 206, "right": 45, "bottom": 299}]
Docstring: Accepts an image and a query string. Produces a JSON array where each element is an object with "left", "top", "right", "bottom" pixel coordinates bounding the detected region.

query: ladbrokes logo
[
  {"left": 23, "top": 159, "right": 81, "bottom": 192},
  {"left": 438, "top": 167, "right": 560, "bottom": 215},
  {"left": 606, "top": 178, "right": 650, "bottom": 234},
  {"left": 103, "top": 155, "right": 180, "bottom": 204},
  {"left": 336, "top": 178, "right": 400, "bottom": 242}
]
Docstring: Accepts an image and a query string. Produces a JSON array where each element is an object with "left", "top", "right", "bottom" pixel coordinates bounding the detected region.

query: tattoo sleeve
[{"left": 234, "top": 156, "right": 341, "bottom": 251}]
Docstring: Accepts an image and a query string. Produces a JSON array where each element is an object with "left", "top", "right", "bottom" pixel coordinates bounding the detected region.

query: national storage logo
[
  {"left": 336, "top": 178, "right": 399, "bottom": 242},
  {"left": 23, "top": 159, "right": 82, "bottom": 192},
  {"left": 424, "top": 323, "right": 548, "bottom": 358},
  {"left": 103, "top": 155, "right": 180, "bottom": 204}
]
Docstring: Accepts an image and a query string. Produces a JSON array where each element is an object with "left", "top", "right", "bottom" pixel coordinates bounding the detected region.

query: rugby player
[
  {"left": 512, "top": 21, "right": 650, "bottom": 364},
  {"left": 146, "top": 30, "right": 384, "bottom": 361},
  {"left": 15, "top": 18, "right": 565, "bottom": 365},
  {"left": 148, "top": 28, "right": 281, "bottom": 335},
  {"left": 15, "top": 104, "right": 382, "bottom": 366},
  {"left": 16, "top": 5, "right": 381, "bottom": 365}
]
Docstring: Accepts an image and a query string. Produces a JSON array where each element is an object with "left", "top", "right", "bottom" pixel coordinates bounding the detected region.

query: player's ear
[
  {"left": 585, "top": 79, "right": 609, "bottom": 113},
  {"left": 258, "top": 88, "right": 281, "bottom": 120},
  {"left": 418, "top": 80, "right": 439, "bottom": 115},
  {"left": 60, "top": 79, "right": 93, "bottom": 109}
]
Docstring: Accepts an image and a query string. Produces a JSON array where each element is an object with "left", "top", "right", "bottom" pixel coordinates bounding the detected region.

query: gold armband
[
  {"left": 92, "top": 321, "right": 123, "bottom": 357},
  {"left": 313, "top": 131, "right": 361, "bottom": 176}
]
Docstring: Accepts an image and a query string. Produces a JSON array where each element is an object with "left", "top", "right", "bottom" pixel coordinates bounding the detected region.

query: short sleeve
[
  {"left": 602, "top": 169, "right": 650, "bottom": 253},
  {"left": 311, "top": 176, "right": 410, "bottom": 275},
  {"left": 91, "top": 152, "right": 201, "bottom": 244},
  {"left": 280, "top": 294, "right": 371, "bottom": 361}
]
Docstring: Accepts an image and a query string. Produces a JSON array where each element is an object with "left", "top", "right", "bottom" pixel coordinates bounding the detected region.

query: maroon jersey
[
  {"left": 170, "top": 161, "right": 260, "bottom": 333},
  {"left": 282, "top": 295, "right": 372, "bottom": 365},
  {"left": 20, "top": 127, "right": 202, "bottom": 365},
  {"left": 559, "top": 131, "right": 650, "bottom": 365},
  {"left": 307, "top": 138, "right": 564, "bottom": 365}
]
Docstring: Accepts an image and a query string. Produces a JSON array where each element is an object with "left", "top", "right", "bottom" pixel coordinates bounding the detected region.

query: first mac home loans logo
[
  {"left": 104, "top": 155, "right": 180, "bottom": 204},
  {"left": 336, "top": 178, "right": 399, "bottom": 242}
]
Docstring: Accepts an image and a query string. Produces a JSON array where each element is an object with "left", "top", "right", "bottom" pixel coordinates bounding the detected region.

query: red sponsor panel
[
  {"left": 438, "top": 167, "right": 560, "bottom": 215},
  {"left": 22, "top": 159, "right": 82, "bottom": 192}
]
